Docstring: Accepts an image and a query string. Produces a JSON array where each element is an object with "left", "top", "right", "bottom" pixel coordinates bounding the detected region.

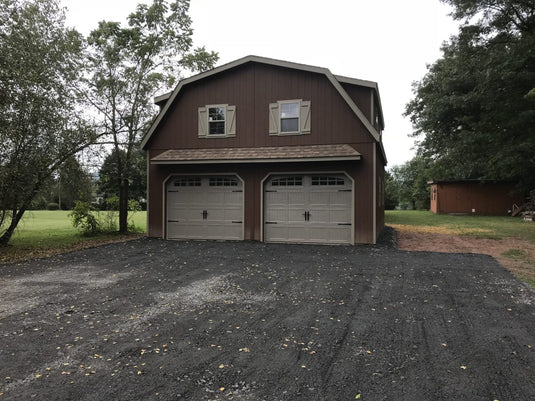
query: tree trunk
[
  {"left": 119, "top": 178, "right": 129, "bottom": 234},
  {"left": 0, "top": 209, "right": 26, "bottom": 246}
]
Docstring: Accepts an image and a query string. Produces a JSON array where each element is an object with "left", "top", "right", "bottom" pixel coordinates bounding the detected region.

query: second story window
[
  {"left": 269, "top": 99, "right": 311, "bottom": 136},
  {"left": 280, "top": 102, "right": 299, "bottom": 133},
  {"left": 198, "top": 104, "right": 236, "bottom": 138},
  {"left": 209, "top": 106, "right": 226, "bottom": 135}
]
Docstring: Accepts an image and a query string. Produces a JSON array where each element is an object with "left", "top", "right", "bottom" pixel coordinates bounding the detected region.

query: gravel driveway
[{"left": 1, "top": 236, "right": 534, "bottom": 400}]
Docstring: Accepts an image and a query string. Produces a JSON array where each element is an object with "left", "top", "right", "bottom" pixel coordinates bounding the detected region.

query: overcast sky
[{"left": 63, "top": 0, "right": 460, "bottom": 167}]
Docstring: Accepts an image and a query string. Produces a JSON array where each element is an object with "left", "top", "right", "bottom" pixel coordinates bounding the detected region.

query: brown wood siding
[
  {"left": 146, "top": 155, "right": 376, "bottom": 244},
  {"left": 341, "top": 83, "right": 372, "bottom": 124},
  {"left": 146, "top": 63, "right": 375, "bottom": 151},
  {"left": 431, "top": 182, "right": 523, "bottom": 215}
]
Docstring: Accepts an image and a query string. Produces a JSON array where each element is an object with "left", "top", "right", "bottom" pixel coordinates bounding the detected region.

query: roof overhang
[{"left": 150, "top": 144, "right": 361, "bottom": 165}]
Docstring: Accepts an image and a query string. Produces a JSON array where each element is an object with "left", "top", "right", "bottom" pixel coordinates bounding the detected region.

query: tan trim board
[
  {"left": 373, "top": 145, "right": 377, "bottom": 242},
  {"left": 151, "top": 155, "right": 361, "bottom": 165}
]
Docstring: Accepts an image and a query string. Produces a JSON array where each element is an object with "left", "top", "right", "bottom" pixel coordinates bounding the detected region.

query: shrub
[
  {"left": 47, "top": 202, "right": 60, "bottom": 210},
  {"left": 69, "top": 201, "right": 101, "bottom": 235}
]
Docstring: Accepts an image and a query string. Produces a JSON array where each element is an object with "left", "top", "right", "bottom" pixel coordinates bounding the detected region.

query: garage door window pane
[
  {"left": 311, "top": 176, "right": 345, "bottom": 186},
  {"left": 271, "top": 176, "right": 302, "bottom": 186},
  {"left": 174, "top": 177, "right": 201, "bottom": 186},
  {"left": 209, "top": 177, "right": 238, "bottom": 186}
]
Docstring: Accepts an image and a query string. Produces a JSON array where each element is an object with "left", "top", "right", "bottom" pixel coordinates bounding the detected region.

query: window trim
[
  {"left": 279, "top": 100, "right": 301, "bottom": 135},
  {"left": 269, "top": 99, "right": 311, "bottom": 136},
  {"left": 207, "top": 105, "right": 226, "bottom": 136},
  {"left": 198, "top": 104, "right": 236, "bottom": 138}
]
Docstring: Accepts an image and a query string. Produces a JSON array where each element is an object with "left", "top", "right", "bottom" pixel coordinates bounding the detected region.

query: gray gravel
[{"left": 1, "top": 237, "right": 534, "bottom": 400}]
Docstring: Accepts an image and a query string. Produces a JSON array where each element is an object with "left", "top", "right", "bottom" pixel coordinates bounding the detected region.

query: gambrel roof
[{"left": 141, "top": 55, "right": 386, "bottom": 162}]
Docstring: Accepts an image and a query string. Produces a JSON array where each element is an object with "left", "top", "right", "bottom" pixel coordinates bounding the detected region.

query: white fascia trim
[
  {"left": 141, "top": 55, "right": 382, "bottom": 148},
  {"left": 151, "top": 155, "right": 361, "bottom": 165}
]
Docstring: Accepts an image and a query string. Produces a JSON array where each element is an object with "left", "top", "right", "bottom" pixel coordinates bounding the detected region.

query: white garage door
[
  {"left": 166, "top": 176, "right": 243, "bottom": 240},
  {"left": 264, "top": 174, "right": 352, "bottom": 244}
]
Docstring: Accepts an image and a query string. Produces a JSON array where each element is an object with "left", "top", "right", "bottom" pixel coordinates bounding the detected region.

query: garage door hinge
[
  {"left": 168, "top": 220, "right": 179, "bottom": 223},
  {"left": 232, "top": 221, "right": 243, "bottom": 224},
  {"left": 168, "top": 190, "right": 179, "bottom": 193},
  {"left": 232, "top": 190, "right": 243, "bottom": 192},
  {"left": 338, "top": 223, "right": 351, "bottom": 226},
  {"left": 338, "top": 189, "right": 352, "bottom": 192},
  {"left": 265, "top": 190, "right": 277, "bottom": 193},
  {"left": 265, "top": 221, "right": 277, "bottom": 224}
]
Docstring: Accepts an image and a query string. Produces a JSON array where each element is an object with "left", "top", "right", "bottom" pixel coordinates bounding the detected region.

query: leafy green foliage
[
  {"left": 406, "top": 0, "right": 535, "bottom": 191},
  {"left": 0, "top": 0, "right": 96, "bottom": 245},
  {"left": 70, "top": 197, "right": 143, "bottom": 236},
  {"left": 70, "top": 201, "right": 100, "bottom": 236},
  {"left": 99, "top": 149, "right": 146, "bottom": 205},
  {"left": 387, "top": 156, "right": 432, "bottom": 210}
]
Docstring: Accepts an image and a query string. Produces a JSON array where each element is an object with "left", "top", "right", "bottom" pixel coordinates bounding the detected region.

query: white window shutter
[
  {"left": 226, "top": 105, "right": 236, "bottom": 136},
  {"left": 300, "top": 100, "right": 311, "bottom": 134},
  {"left": 198, "top": 107, "right": 207, "bottom": 137},
  {"left": 269, "top": 103, "right": 279, "bottom": 134}
]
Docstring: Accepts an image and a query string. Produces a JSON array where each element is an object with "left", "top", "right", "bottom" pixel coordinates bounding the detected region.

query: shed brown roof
[{"left": 151, "top": 144, "right": 361, "bottom": 164}]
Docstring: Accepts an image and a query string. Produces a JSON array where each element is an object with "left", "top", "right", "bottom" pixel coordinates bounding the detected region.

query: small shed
[{"left": 428, "top": 180, "right": 523, "bottom": 215}]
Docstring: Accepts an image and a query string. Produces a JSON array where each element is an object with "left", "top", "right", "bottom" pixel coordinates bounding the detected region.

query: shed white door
[
  {"left": 264, "top": 174, "right": 352, "bottom": 244},
  {"left": 166, "top": 176, "right": 243, "bottom": 240}
]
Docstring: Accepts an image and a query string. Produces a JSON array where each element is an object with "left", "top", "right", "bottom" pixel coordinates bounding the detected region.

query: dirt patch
[
  {"left": 393, "top": 225, "right": 535, "bottom": 282},
  {"left": 1, "top": 239, "right": 535, "bottom": 400}
]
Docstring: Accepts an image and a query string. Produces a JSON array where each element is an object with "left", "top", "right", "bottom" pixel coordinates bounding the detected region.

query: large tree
[
  {"left": 0, "top": 0, "right": 96, "bottom": 245},
  {"left": 405, "top": 0, "right": 535, "bottom": 191},
  {"left": 98, "top": 148, "right": 146, "bottom": 205},
  {"left": 84, "top": 0, "right": 218, "bottom": 233}
]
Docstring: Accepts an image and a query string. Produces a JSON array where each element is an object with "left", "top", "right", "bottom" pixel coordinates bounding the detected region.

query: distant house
[
  {"left": 141, "top": 56, "right": 387, "bottom": 244},
  {"left": 428, "top": 180, "right": 523, "bottom": 215}
]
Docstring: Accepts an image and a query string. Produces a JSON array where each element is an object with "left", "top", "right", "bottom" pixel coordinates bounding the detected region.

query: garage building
[{"left": 141, "top": 56, "right": 387, "bottom": 244}]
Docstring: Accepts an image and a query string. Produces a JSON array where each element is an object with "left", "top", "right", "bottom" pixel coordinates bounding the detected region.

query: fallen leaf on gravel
[
  {"left": 460, "top": 365, "right": 467, "bottom": 370},
  {"left": 219, "top": 387, "right": 225, "bottom": 391},
  {"left": 355, "top": 394, "right": 361, "bottom": 399},
  {"left": 219, "top": 364, "right": 225, "bottom": 369}
]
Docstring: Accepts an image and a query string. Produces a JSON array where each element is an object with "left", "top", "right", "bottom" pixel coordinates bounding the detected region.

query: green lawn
[
  {"left": 1, "top": 210, "right": 146, "bottom": 262},
  {"left": 386, "top": 210, "right": 535, "bottom": 242}
]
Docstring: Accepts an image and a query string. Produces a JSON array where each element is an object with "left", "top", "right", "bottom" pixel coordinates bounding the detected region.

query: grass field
[
  {"left": 0, "top": 210, "right": 146, "bottom": 262},
  {"left": 2, "top": 210, "right": 534, "bottom": 263},
  {"left": 386, "top": 210, "right": 535, "bottom": 242}
]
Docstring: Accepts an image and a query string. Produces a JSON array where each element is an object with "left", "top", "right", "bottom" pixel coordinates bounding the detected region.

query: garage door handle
[
  {"left": 202, "top": 210, "right": 208, "bottom": 220},
  {"left": 303, "top": 211, "right": 310, "bottom": 221},
  {"left": 168, "top": 220, "right": 179, "bottom": 223},
  {"left": 265, "top": 221, "right": 277, "bottom": 224}
]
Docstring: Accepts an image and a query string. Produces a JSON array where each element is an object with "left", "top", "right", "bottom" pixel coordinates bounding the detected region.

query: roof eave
[{"left": 151, "top": 155, "right": 361, "bottom": 165}]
